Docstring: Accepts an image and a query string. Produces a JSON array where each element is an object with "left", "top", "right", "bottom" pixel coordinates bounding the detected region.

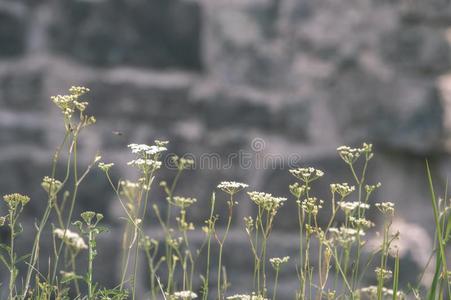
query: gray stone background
[{"left": 1, "top": 0, "right": 451, "bottom": 298}]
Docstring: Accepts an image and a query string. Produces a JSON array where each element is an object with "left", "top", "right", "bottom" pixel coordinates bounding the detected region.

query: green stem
[
  {"left": 273, "top": 268, "right": 279, "bottom": 300},
  {"left": 203, "top": 193, "right": 216, "bottom": 300},
  {"left": 87, "top": 228, "right": 94, "bottom": 299},
  {"left": 217, "top": 201, "right": 233, "bottom": 300},
  {"left": 9, "top": 209, "right": 15, "bottom": 300}
]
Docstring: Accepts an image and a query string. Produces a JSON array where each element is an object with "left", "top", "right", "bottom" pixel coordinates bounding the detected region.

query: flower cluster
[
  {"left": 349, "top": 217, "right": 375, "bottom": 229},
  {"left": 98, "top": 162, "right": 114, "bottom": 172},
  {"left": 170, "top": 290, "right": 198, "bottom": 299},
  {"left": 53, "top": 228, "right": 87, "bottom": 251},
  {"left": 127, "top": 158, "right": 162, "bottom": 171},
  {"left": 337, "top": 146, "right": 362, "bottom": 164},
  {"left": 119, "top": 180, "right": 143, "bottom": 207},
  {"left": 127, "top": 141, "right": 168, "bottom": 174},
  {"left": 172, "top": 196, "right": 197, "bottom": 209},
  {"left": 289, "top": 167, "right": 324, "bottom": 183},
  {"left": 375, "top": 267, "right": 393, "bottom": 280},
  {"left": 3, "top": 193, "right": 30, "bottom": 209},
  {"left": 41, "top": 176, "right": 62, "bottom": 196},
  {"left": 247, "top": 191, "right": 287, "bottom": 212},
  {"left": 51, "top": 86, "right": 90, "bottom": 118},
  {"left": 359, "top": 286, "right": 405, "bottom": 299},
  {"left": 330, "top": 183, "right": 355, "bottom": 198},
  {"left": 128, "top": 143, "right": 167, "bottom": 156},
  {"left": 171, "top": 155, "right": 195, "bottom": 170},
  {"left": 217, "top": 181, "right": 249, "bottom": 195},
  {"left": 269, "top": 256, "right": 290, "bottom": 269},
  {"left": 300, "top": 197, "right": 323, "bottom": 215},
  {"left": 329, "top": 227, "right": 365, "bottom": 247},
  {"left": 375, "top": 202, "right": 395, "bottom": 215},
  {"left": 227, "top": 294, "right": 268, "bottom": 300},
  {"left": 289, "top": 182, "right": 309, "bottom": 199},
  {"left": 337, "top": 143, "right": 374, "bottom": 164},
  {"left": 337, "top": 201, "right": 370, "bottom": 214},
  {"left": 365, "top": 182, "right": 382, "bottom": 194}
]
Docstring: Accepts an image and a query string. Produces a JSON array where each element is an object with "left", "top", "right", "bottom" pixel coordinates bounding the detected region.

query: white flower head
[
  {"left": 328, "top": 226, "right": 365, "bottom": 246},
  {"left": 300, "top": 197, "right": 324, "bottom": 215},
  {"left": 375, "top": 202, "right": 395, "bottom": 215},
  {"left": 127, "top": 158, "right": 162, "bottom": 173},
  {"left": 269, "top": 256, "right": 290, "bottom": 269},
  {"left": 128, "top": 143, "right": 167, "bottom": 156},
  {"left": 227, "top": 294, "right": 268, "bottom": 300},
  {"left": 172, "top": 291, "right": 198, "bottom": 299},
  {"left": 290, "top": 167, "right": 324, "bottom": 183},
  {"left": 172, "top": 196, "right": 197, "bottom": 208},
  {"left": 338, "top": 201, "right": 370, "bottom": 214},
  {"left": 247, "top": 191, "right": 286, "bottom": 212},
  {"left": 53, "top": 228, "right": 87, "bottom": 251},
  {"left": 217, "top": 181, "right": 249, "bottom": 195},
  {"left": 330, "top": 183, "right": 355, "bottom": 198}
]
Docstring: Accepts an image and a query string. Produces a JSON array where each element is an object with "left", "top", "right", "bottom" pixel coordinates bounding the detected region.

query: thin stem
[
  {"left": 202, "top": 193, "right": 216, "bottom": 300},
  {"left": 9, "top": 208, "right": 15, "bottom": 300},
  {"left": 87, "top": 228, "right": 94, "bottom": 299},
  {"left": 217, "top": 197, "right": 233, "bottom": 300},
  {"left": 272, "top": 268, "right": 280, "bottom": 300}
]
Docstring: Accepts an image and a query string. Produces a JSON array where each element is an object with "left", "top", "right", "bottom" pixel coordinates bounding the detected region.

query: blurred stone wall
[{"left": 1, "top": 0, "right": 451, "bottom": 298}]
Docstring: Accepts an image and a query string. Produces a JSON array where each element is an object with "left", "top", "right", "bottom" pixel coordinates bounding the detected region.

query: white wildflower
[
  {"left": 330, "top": 183, "right": 355, "bottom": 198},
  {"left": 328, "top": 226, "right": 365, "bottom": 246},
  {"left": 172, "top": 291, "right": 198, "bottom": 299},
  {"left": 98, "top": 162, "right": 114, "bottom": 172},
  {"left": 289, "top": 167, "right": 324, "bottom": 183},
  {"left": 338, "top": 201, "right": 370, "bottom": 214},
  {"left": 375, "top": 202, "right": 395, "bottom": 215},
  {"left": 375, "top": 267, "right": 393, "bottom": 280},
  {"left": 172, "top": 196, "right": 197, "bottom": 208},
  {"left": 53, "top": 228, "right": 87, "bottom": 251},
  {"left": 227, "top": 294, "right": 268, "bottom": 300},
  {"left": 270, "top": 256, "right": 290, "bottom": 269},
  {"left": 127, "top": 158, "right": 162, "bottom": 172},
  {"left": 128, "top": 143, "right": 167, "bottom": 156},
  {"left": 247, "top": 191, "right": 286, "bottom": 211},
  {"left": 300, "top": 197, "right": 323, "bottom": 215},
  {"left": 217, "top": 181, "right": 249, "bottom": 195},
  {"left": 349, "top": 217, "right": 375, "bottom": 229}
]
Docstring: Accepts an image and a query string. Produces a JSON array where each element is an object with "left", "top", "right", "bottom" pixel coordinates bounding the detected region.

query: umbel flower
[
  {"left": 359, "top": 286, "right": 405, "bottom": 299},
  {"left": 51, "top": 86, "right": 90, "bottom": 118},
  {"left": 98, "top": 162, "right": 114, "bottom": 172},
  {"left": 127, "top": 141, "right": 168, "bottom": 174},
  {"left": 3, "top": 193, "right": 30, "bottom": 209},
  {"left": 375, "top": 267, "right": 393, "bottom": 280},
  {"left": 330, "top": 183, "right": 355, "bottom": 198},
  {"left": 128, "top": 143, "right": 167, "bottom": 156},
  {"left": 337, "top": 201, "right": 370, "bottom": 214},
  {"left": 127, "top": 158, "right": 162, "bottom": 172},
  {"left": 300, "top": 197, "right": 323, "bottom": 215},
  {"left": 170, "top": 290, "right": 198, "bottom": 299},
  {"left": 289, "top": 182, "right": 309, "bottom": 199},
  {"left": 53, "top": 228, "right": 87, "bottom": 251},
  {"left": 375, "top": 202, "right": 395, "bottom": 215},
  {"left": 269, "top": 256, "right": 290, "bottom": 269},
  {"left": 289, "top": 167, "right": 324, "bottom": 183},
  {"left": 41, "top": 176, "right": 62, "bottom": 196},
  {"left": 349, "top": 217, "right": 375, "bottom": 229},
  {"left": 329, "top": 226, "right": 365, "bottom": 247},
  {"left": 227, "top": 294, "right": 268, "bottom": 300},
  {"left": 217, "top": 181, "right": 249, "bottom": 195},
  {"left": 247, "top": 191, "right": 286, "bottom": 212},
  {"left": 172, "top": 196, "right": 197, "bottom": 209}
]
